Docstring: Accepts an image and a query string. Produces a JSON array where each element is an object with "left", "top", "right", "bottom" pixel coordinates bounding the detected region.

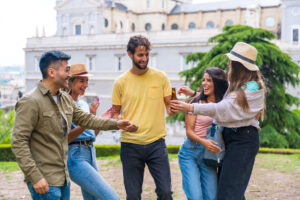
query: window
[
  {"left": 75, "top": 24, "right": 81, "bottom": 35},
  {"left": 115, "top": 55, "right": 124, "bottom": 71},
  {"left": 34, "top": 56, "right": 41, "bottom": 72},
  {"left": 63, "top": 27, "right": 67, "bottom": 36},
  {"left": 293, "top": 28, "right": 299, "bottom": 43},
  {"left": 104, "top": 18, "right": 109, "bottom": 28},
  {"left": 162, "top": 23, "right": 165, "bottom": 31},
  {"left": 171, "top": 23, "right": 178, "bottom": 30},
  {"left": 120, "top": 21, "right": 123, "bottom": 29},
  {"left": 146, "top": 0, "right": 150, "bottom": 8},
  {"left": 89, "top": 25, "right": 95, "bottom": 34},
  {"left": 145, "top": 23, "right": 152, "bottom": 31},
  {"left": 188, "top": 22, "right": 196, "bottom": 29},
  {"left": 180, "top": 54, "right": 193, "bottom": 71},
  {"left": 162, "top": 0, "right": 165, "bottom": 9},
  {"left": 206, "top": 21, "right": 214, "bottom": 28},
  {"left": 265, "top": 17, "right": 275, "bottom": 28},
  {"left": 149, "top": 54, "right": 157, "bottom": 68},
  {"left": 131, "top": 23, "right": 135, "bottom": 32},
  {"left": 86, "top": 55, "right": 95, "bottom": 71},
  {"left": 225, "top": 20, "right": 234, "bottom": 26}
]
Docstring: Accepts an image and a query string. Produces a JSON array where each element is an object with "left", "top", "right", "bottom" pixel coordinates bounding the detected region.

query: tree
[
  {"left": 173, "top": 25, "right": 300, "bottom": 148},
  {"left": 0, "top": 109, "right": 15, "bottom": 144}
]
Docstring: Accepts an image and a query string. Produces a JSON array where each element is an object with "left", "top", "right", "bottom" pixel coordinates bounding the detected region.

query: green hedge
[
  {"left": 0, "top": 144, "right": 16, "bottom": 161},
  {"left": 1, "top": 144, "right": 300, "bottom": 162}
]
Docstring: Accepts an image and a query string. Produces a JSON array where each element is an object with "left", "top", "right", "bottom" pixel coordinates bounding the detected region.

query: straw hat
[
  {"left": 224, "top": 42, "right": 259, "bottom": 71},
  {"left": 70, "top": 64, "right": 93, "bottom": 77}
]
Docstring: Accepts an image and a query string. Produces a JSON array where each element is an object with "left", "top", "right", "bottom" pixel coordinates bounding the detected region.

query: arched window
[
  {"left": 104, "top": 18, "right": 109, "bottom": 28},
  {"left": 225, "top": 20, "right": 234, "bottom": 26},
  {"left": 171, "top": 23, "right": 178, "bottom": 30},
  {"left": 89, "top": 25, "right": 95, "bottom": 34},
  {"left": 206, "top": 21, "right": 215, "bottom": 28},
  {"left": 265, "top": 17, "right": 276, "bottom": 28},
  {"left": 131, "top": 23, "right": 135, "bottom": 32},
  {"left": 145, "top": 23, "right": 152, "bottom": 31},
  {"left": 75, "top": 24, "right": 81, "bottom": 35},
  {"left": 63, "top": 27, "right": 67, "bottom": 36},
  {"left": 120, "top": 21, "right": 123, "bottom": 29},
  {"left": 162, "top": 23, "right": 165, "bottom": 31},
  {"left": 188, "top": 22, "right": 196, "bottom": 29}
]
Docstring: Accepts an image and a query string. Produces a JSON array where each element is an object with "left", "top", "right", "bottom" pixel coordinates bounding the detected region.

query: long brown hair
[
  {"left": 228, "top": 61, "right": 265, "bottom": 115},
  {"left": 191, "top": 67, "right": 228, "bottom": 103}
]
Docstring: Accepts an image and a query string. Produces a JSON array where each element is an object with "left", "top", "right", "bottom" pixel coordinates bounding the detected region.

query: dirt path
[{"left": 0, "top": 154, "right": 299, "bottom": 200}]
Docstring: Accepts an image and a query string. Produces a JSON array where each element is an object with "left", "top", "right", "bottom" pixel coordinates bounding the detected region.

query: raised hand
[
  {"left": 203, "top": 139, "right": 221, "bottom": 153},
  {"left": 90, "top": 98, "right": 99, "bottom": 115},
  {"left": 101, "top": 107, "right": 112, "bottom": 119},
  {"left": 116, "top": 120, "right": 138, "bottom": 132},
  {"left": 178, "top": 86, "right": 195, "bottom": 96},
  {"left": 33, "top": 178, "right": 49, "bottom": 194}
]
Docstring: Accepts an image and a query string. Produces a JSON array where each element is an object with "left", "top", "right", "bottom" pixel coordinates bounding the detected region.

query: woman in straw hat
[
  {"left": 170, "top": 42, "right": 265, "bottom": 200},
  {"left": 67, "top": 64, "right": 119, "bottom": 200}
]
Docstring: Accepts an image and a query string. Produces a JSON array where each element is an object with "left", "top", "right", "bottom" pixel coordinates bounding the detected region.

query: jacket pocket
[
  {"left": 42, "top": 110, "right": 57, "bottom": 130},
  {"left": 65, "top": 111, "right": 73, "bottom": 128}
]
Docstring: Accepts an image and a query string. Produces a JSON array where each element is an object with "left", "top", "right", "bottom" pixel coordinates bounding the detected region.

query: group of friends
[{"left": 11, "top": 35, "right": 265, "bottom": 200}]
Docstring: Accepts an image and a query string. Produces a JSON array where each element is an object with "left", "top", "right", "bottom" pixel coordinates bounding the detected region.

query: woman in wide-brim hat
[
  {"left": 67, "top": 64, "right": 119, "bottom": 200},
  {"left": 170, "top": 42, "right": 266, "bottom": 200}
]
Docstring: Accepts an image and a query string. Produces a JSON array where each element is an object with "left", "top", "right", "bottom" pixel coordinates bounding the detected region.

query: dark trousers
[
  {"left": 120, "top": 138, "right": 173, "bottom": 200},
  {"left": 217, "top": 126, "right": 259, "bottom": 200}
]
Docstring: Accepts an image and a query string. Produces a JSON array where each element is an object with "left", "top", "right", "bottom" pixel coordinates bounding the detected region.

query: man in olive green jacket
[{"left": 11, "top": 51, "right": 135, "bottom": 200}]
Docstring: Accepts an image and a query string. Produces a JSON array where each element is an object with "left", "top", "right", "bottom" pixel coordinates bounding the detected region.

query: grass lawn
[
  {"left": 0, "top": 153, "right": 299, "bottom": 200},
  {"left": 1, "top": 153, "right": 299, "bottom": 172}
]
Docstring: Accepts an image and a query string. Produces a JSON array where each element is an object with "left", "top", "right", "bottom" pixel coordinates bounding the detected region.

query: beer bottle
[{"left": 171, "top": 88, "right": 177, "bottom": 100}]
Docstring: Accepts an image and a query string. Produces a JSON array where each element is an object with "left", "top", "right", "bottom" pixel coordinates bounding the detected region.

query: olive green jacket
[{"left": 12, "top": 82, "right": 118, "bottom": 186}]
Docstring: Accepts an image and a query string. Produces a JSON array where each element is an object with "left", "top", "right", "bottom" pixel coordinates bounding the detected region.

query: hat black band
[{"left": 230, "top": 51, "right": 255, "bottom": 64}]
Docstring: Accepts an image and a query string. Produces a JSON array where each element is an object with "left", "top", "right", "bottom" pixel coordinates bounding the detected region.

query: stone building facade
[{"left": 24, "top": 0, "right": 300, "bottom": 143}]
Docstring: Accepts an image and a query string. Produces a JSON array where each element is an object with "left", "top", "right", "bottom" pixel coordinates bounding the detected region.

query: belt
[
  {"left": 227, "top": 126, "right": 256, "bottom": 133},
  {"left": 69, "top": 140, "right": 93, "bottom": 146}
]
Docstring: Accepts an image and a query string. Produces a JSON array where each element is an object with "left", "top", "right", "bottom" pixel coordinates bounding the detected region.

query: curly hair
[{"left": 127, "top": 35, "right": 152, "bottom": 54}]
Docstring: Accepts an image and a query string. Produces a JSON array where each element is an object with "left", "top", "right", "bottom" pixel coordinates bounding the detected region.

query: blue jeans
[
  {"left": 178, "top": 138, "right": 218, "bottom": 200},
  {"left": 27, "top": 181, "right": 70, "bottom": 200},
  {"left": 67, "top": 144, "right": 119, "bottom": 200}
]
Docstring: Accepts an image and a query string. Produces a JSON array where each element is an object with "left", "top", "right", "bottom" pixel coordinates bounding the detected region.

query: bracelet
[{"left": 191, "top": 90, "right": 197, "bottom": 97}]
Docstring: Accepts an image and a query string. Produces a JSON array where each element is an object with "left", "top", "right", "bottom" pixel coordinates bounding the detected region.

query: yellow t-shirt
[{"left": 112, "top": 68, "right": 171, "bottom": 145}]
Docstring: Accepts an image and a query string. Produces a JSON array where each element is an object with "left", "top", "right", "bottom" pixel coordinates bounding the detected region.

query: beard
[{"left": 133, "top": 59, "right": 148, "bottom": 70}]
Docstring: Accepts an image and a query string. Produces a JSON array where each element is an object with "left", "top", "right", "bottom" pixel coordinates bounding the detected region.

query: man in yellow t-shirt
[{"left": 112, "top": 35, "right": 174, "bottom": 200}]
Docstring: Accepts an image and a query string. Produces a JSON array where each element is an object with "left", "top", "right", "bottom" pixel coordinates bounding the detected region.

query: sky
[{"left": 0, "top": 0, "right": 226, "bottom": 67}]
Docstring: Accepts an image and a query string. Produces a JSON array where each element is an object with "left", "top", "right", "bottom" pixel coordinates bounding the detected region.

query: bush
[
  {"left": 0, "top": 144, "right": 16, "bottom": 161},
  {"left": 94, "top": 145, "right": 120, "bottom": 157},
  {"left": 260, "top": 125, "right": 289, "bottom": 148},
  {"left": 0, "top": 109, "right": 15, "bottom": 144},
  {"left": 286, "top": 131, "right": 300, "bottom": 149}
]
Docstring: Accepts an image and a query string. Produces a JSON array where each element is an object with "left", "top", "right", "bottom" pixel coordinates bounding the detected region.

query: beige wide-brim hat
[
  {"left": 70, "top": 64, "right": 93, "bottom": 77},
  {"left": 224, "top": 42, "right": 259, "bottom": 71}
]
